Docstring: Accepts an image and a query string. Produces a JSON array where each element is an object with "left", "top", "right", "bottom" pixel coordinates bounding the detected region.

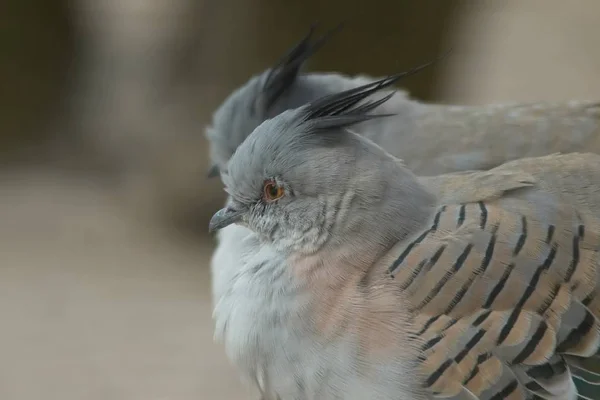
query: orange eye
[{"left": 263, "top": 180, "right": 285, "bottom": 202}]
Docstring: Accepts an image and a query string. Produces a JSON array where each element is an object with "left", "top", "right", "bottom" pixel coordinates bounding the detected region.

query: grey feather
[{"left": 260, "top": 22, "right": 344, "bottom": 113}]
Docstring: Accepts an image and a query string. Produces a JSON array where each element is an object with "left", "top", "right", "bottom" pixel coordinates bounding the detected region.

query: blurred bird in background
[{"left": 206, "top": 25, "right": 600, "bottom": 179}]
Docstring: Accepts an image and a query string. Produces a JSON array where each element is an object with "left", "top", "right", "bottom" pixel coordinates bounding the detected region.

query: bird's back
[{"left": 362, "top": 99, "right": 600, "bottom": 176}]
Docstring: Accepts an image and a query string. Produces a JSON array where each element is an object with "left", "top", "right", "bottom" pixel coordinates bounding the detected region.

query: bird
[
  {"left": 209, "top": 75, "right": 600, "bottom": 400},
  {"left": 205, "top": 24, "right": 600, "bottom": 178}
]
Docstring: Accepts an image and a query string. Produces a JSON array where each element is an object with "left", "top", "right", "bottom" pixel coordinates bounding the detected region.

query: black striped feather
[{"left": 391, "top": 202, "right": 600, "bottom": 399}]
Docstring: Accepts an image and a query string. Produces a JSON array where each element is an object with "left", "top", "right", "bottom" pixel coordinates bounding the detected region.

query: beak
[
  {"left": 207, "top": 164, "right": 220, "bottom": 178},
  {"left": 208, "top": 207, "right": 244, "bottom": 233}
]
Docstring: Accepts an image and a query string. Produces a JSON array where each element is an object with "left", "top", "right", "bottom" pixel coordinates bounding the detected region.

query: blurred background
[{"left": 1, "top": 1, "right": 600, "bottom": 399}]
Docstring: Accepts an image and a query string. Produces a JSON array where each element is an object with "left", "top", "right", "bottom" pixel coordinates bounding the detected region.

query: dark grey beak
[
  {"left": 208, "top": 207, "right": 244, "bottom": 233},
  {"left": 207, "top": 164, "right": 220, "bottom": 178}
]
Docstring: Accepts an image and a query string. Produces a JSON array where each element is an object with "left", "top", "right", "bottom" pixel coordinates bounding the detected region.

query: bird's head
[
  {"left": 209, "top": 68, "right": 436, "bottom": 258},
  {"left": 205, "top": 24, "right": 343, "bottom": 178}
]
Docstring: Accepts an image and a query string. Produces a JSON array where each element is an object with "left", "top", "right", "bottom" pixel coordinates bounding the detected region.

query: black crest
[
  {"left": 259, "top": 23, "right": 344, "bottom": 112},
  {"left": 303, "top": 51, "right": 452, "bottom": 131}
]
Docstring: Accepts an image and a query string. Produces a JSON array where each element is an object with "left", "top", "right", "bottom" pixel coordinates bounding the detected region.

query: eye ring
[{"left": 263, "top": 180, "right": 285, "bottom": 202}]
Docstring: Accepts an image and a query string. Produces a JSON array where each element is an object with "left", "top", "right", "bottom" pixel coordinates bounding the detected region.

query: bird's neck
[{"left": 289, "top": 171, "right": 438, "bottom": 284}]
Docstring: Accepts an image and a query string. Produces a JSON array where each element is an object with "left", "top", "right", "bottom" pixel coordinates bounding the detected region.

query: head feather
[
  {"left": 301, "top": 52, "right": 451, "bottom": 132},
  {"left": 259, "top": 23, "right": 344, "bottom": 112}
]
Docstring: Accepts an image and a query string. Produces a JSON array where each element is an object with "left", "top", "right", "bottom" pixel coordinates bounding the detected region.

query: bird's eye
[{"left": 263, "top": 180, "right": 285, "bottom": 202}]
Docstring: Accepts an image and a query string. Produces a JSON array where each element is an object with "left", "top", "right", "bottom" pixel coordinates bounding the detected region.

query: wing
[{"left": 388, "top": 202, "right": 600, "bottom": 399}]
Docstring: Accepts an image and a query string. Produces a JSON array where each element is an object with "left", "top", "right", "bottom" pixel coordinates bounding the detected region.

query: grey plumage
[{"left": 211, "top": 77, "right": 600, "bottom": 399}]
